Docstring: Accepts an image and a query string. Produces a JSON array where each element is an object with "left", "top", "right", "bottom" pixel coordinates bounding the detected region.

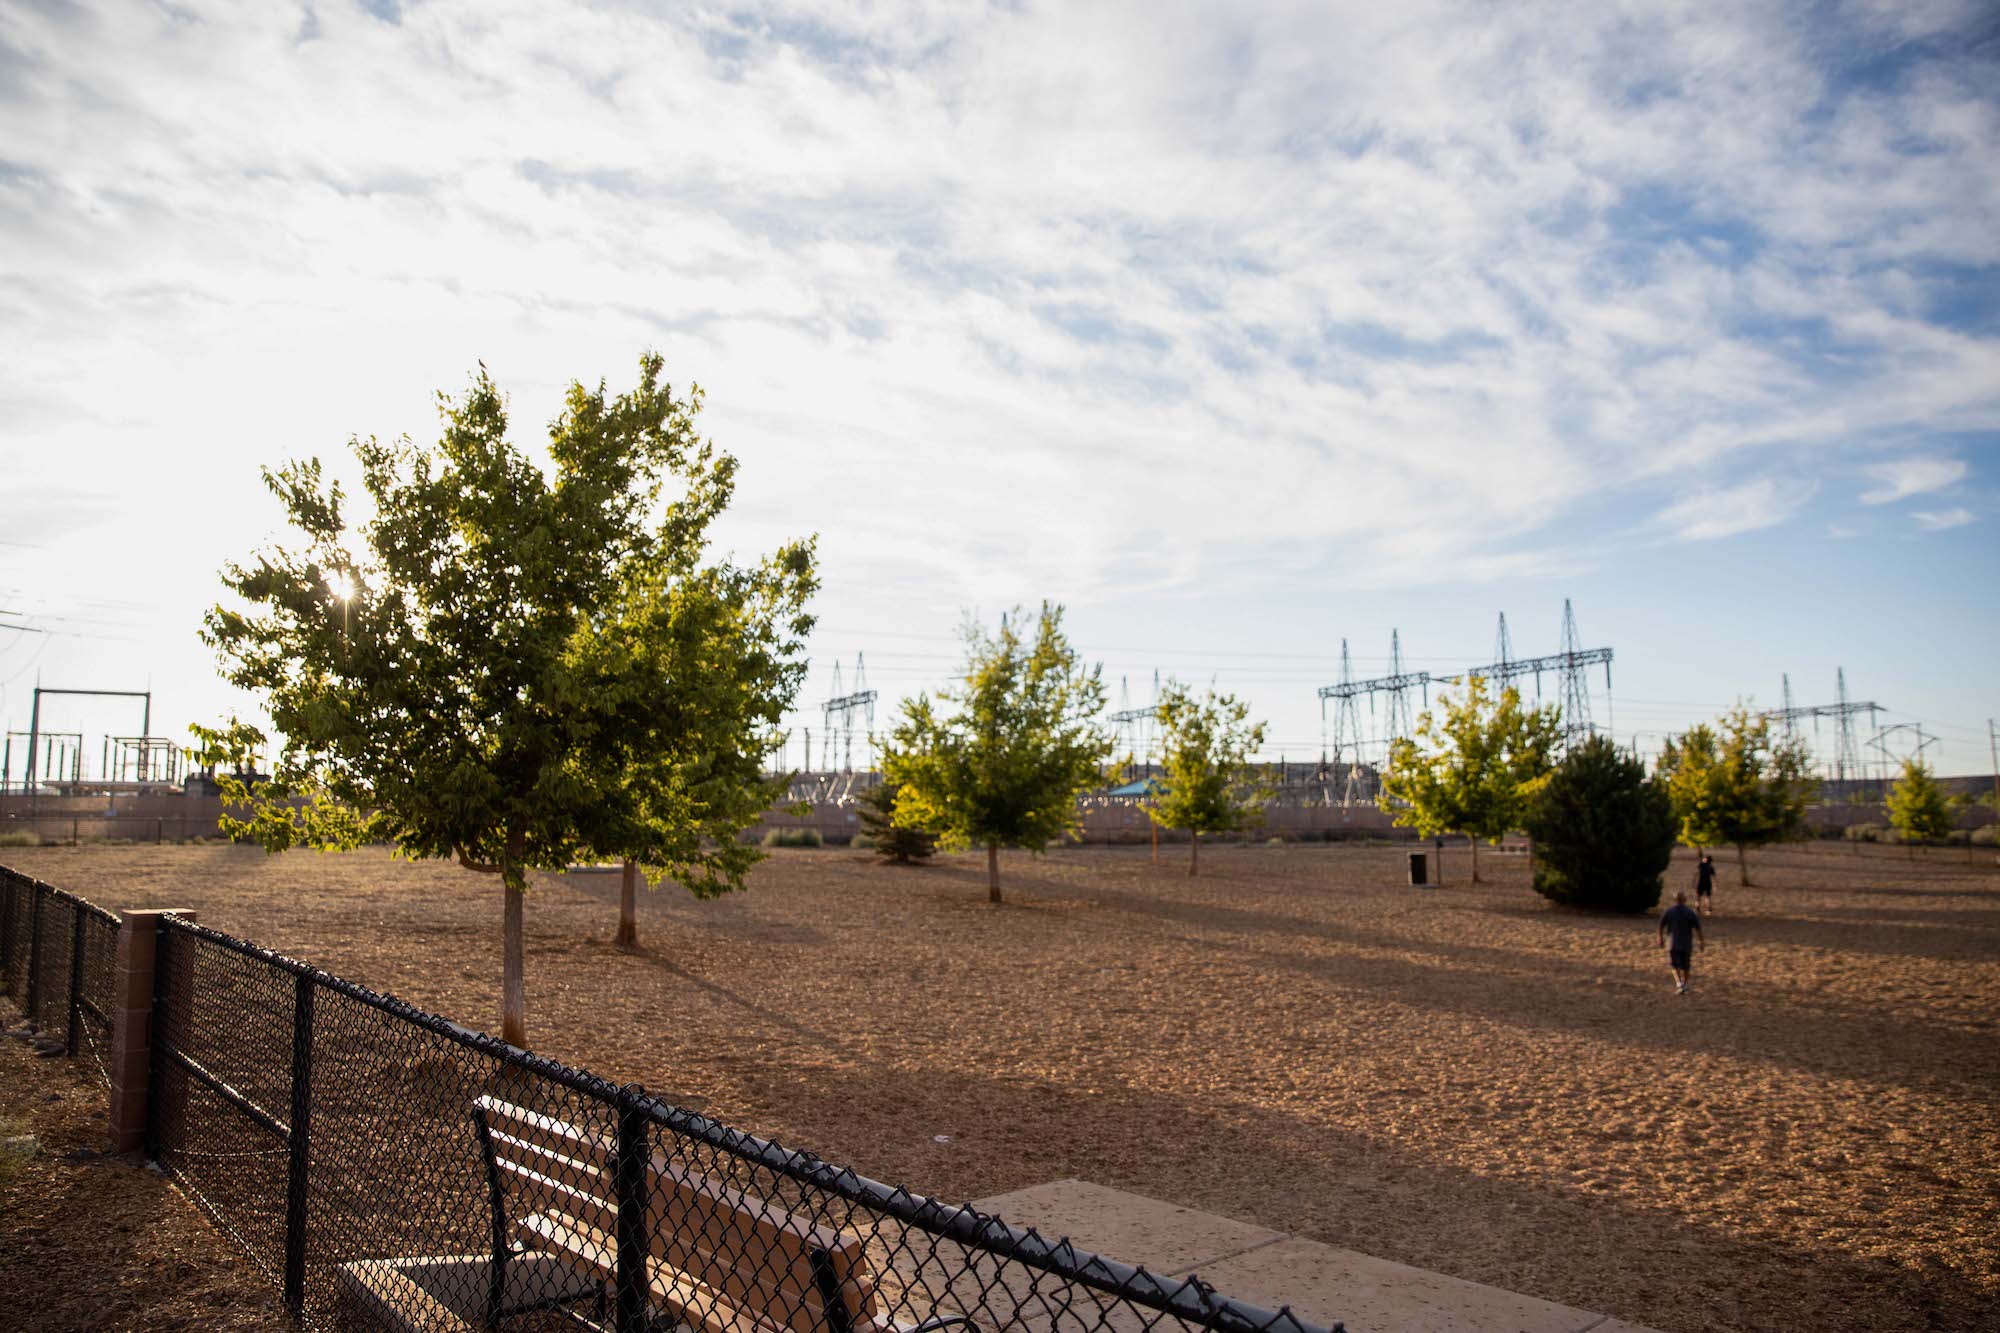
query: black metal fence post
[
  {"left": 64, "top": 905, "right": 85, "bottom": 1055},
  {"left": 0, "top": 875, "right": 15, "bottom": 987},
  {"left": 25, "top": 881, "right": 45, "bottom": 1026},
  {"left": 614, "top": 1087, "right": 650, "bottom": 1333},
  {"left": 283, "top": 970, "right": 316, "bottom": 1318}
]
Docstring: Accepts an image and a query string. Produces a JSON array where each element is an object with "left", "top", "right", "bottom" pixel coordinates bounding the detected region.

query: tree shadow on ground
[
  {"left": 748, "top": 1058, "right": 1993, "bottom": 1333},
  {"left": 1041, "top": 876, "right": 1998, "bottom": 1097}
]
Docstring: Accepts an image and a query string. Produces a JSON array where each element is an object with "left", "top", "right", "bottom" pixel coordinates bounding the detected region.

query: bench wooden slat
[
  {"left": 522, "top": 1211, "right": 814, "bottom": 1333},
  {"left": 498, "top": 1154, "right": 819, "bottom": 1333},
  {"left": 478, "top": 1096, "right": 881, "bottom": 1330}
]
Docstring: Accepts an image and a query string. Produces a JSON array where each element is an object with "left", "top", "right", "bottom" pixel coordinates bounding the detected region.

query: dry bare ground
[
  {"left": 0, "top": 1016, "right": 285, "bottom": 1329},
  {"left": 6, "top": 840, "right": 1997, "bottom": 1333}
]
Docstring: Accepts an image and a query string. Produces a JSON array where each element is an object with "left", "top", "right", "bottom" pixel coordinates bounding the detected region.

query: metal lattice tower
[
  {"left": 1780, "top": 674, "right": 1797, "bottom": 745},
  {"left": 1322, "top": 640, "right": 1369, "bottom": 806},
  {"left": 1759, "top": 668, "right": 1883, "bottom": 783},
  {"left": 1556, "top": 599, "right": 1595, "bottom": 742},
  {"left": 1834, "top": 668, "right": 1863, "bottom": 784},
  {"left": 1867, "top": 722, "right": 1935, "bottom": 782},
  {"left": 1457, "top": 600, "right": 1612, "bottom": 748},
  {"left": 821, "top": 654, "right": 878, "bottom": 774},
  {"left": 1381, "top": 630, "right": 1420, "bottom": 745},
  {"left": 1492, "top": 613, "right": 1514, "bottom": 686},
  {"left": 1109, "top": 670, "right": 1161, "bottom": 779}
]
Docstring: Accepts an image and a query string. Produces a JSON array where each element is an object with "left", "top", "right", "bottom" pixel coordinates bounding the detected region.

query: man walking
[
  {"left": 1695, "top": 852, "right": 1717, "bottom": 915},
  {"left": 1658, "top": 891, "right": 1705, "bottom": 994}
]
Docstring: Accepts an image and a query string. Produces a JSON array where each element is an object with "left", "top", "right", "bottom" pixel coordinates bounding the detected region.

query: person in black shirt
[
  {"left": 1695, "top": 852, "right": 1717, "bottom": 915},
  {"left": 1658, "top": 892, "right": 1705, "bottom": 994}
]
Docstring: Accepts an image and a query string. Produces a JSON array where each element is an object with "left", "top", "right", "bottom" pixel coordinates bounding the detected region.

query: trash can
[{"left": 1408, "top": 851, "right": 1427, "bottom": 886}]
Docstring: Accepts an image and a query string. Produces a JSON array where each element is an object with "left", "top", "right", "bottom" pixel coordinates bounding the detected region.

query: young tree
[
  {"left": 1377, "top": 675, "right": 1562, "bottom": 883},
  {"left": 1146, "top": 682, "right": 1269, "bottom": 876},
  {"left": 194, "top": 354, "right": 816, "bottom": 1045},
  {"left": 882, "top": 605, "right": 1110, "bottom": 903},
  {"left": 1523, "top": 735, "right": 1678, "bottom": 913},
  {"left": 1886, "top": 759, "right": 1956, "bottom": 854},
  {"left": 1656, "top": 707, "right": 1813, "bottom": 886},
  {"left": 857, "top": 781, "right": 934, "bottom": 865}
]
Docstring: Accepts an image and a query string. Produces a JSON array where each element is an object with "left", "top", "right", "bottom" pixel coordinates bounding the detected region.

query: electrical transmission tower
[
  {"left": 820, "top": 654, "right": 877, "bottom": 776},
  {"left": 1109, "top": 670, "right": 1161, "bottom": 780},
  {"left": 1317, "top": 630, "right": 1432, "bottom": 804},
  {"left": 1867, "top": 722, "right": 1935, "bottom": 782},
  {"left": 1318, "top": 640, "right": 1369, "bottom": 806},
  {"left": 1759, "top": 668, "right": 1883, "bottom": 785},
  {"left": 1458, "top": 600, "right": 1612, "bottom": 746}
]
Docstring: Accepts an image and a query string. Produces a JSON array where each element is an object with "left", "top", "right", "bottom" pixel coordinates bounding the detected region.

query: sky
[{"left": 2, "top": 0, "right": 1998, "bottom": 784}]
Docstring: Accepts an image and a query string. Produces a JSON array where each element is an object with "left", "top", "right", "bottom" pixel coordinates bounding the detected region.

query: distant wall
[{"left": 0, "top": 791, "right": 228, "bottom": 842}]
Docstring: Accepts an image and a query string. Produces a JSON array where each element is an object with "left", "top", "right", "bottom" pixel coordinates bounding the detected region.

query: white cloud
[
  {"left": 1860, "top": 455, "right": 1969, "bottom": 504},
  {"left": 1653, "top": 478, "right": 1815, "bottom": 542},
  {"left": 1, "top": 0, "right": 1997, "bottom": 749},
  {"left": 1911, "top": 507, "right": 1976, "bottom": 531}
]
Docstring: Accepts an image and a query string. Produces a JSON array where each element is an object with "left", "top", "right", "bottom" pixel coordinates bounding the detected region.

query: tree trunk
[
  {"left": 1735, "top": 842, "right": 1752, "bottom": 887},
  {"left": 1189, "top": 831, "right": 1200, "bottom": 878},
  {"left": 615, "top": 859, "right": 639, "bottom": 949},
  {"left": 987, "top": 843, "right": 1001, "bottom": 904},
  {"left": 502, "top": 852, "right": 527, "bottom": 1048},
  {"left": 1469, "top": 834, "right": 1481, "bottom": 884}
]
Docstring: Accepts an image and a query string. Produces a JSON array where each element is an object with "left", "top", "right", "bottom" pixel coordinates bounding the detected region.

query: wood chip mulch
[{"left": 5, "top": 839, "right": 1997, "bottom": 1333}]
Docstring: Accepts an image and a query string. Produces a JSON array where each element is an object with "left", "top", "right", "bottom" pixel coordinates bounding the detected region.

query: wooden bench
[{"left": 473, "top": 1096, "right": 972, "bottom": 1333}]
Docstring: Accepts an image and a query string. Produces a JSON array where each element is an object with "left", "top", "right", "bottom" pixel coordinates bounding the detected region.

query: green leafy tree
[
  {"left": 1656, "top": 706, "right": 1813, "bottom": 887},
  {"left": 1146, "top": 682, "right": 1269, "bottom": 877},
  {"left": 1523, "top": 735, "right": 1677, "bottom": 913},
  {"left": 857, "top": 781, "right": 934, "bottom": 865},
  {"left": 193, "top": 354, "right": 816, "bottom": 1045},
  {"left": 1886, "top": 759, "right": 1957, "bottom": 853},
  {"left": 1377, "top": 675, "right": 1562, "bottom": 884},
  {"left": 882, "top": 604, "right": 1111, "bottom": 903}
]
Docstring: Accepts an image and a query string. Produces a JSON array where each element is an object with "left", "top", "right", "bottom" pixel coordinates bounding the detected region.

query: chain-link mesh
[
  {"left": 0, "top": 866, "right": 121, "bottom": 1084},
  {"left": 145, "top": 915, "right": 1337, "bottom": 1333},
  {"left": 0, "top": 869, "right": 31, "bottom": 1002}
]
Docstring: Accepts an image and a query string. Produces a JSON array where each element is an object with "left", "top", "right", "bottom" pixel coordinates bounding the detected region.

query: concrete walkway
[{"left": 972, "top": 1179, "right": 1661, "bottom": 1333}]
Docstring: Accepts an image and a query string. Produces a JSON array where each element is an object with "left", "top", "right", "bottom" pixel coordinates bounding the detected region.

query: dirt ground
[
  {"left": 0, "top": 1011, "right": 284, "bottom": 1330},
  {"left": 5, "top": 839, "right": 1996, "bottom": 1333}
]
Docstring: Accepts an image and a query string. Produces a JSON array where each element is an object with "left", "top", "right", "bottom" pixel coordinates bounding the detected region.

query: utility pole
[{"left": 1989, "top": 719, "right": 1999, "bottom": 821}]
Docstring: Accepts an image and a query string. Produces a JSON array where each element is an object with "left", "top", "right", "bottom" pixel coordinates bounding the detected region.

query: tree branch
[{"left": 455, "top": 843, "right": 501, "bottom": 874}]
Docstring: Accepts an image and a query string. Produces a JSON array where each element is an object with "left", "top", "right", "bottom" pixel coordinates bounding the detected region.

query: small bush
[
  {"left": 1972, "top": 825, "right": 1998, "bottom": 847},
  {"left": 760, "top": 827, "right": 822, "bottom": 849},
  {"left": 0, "top": 831, "right": 39, "bottom": 848},
  {"left": 1264, "top": 836, "right": 1285, "bottom": 847},
  {"left": 850, "top": 835, "right": 874, "bottom": 851},
  {"left": 1844, "top": 823, "right": 1885, "bottom": 843}
]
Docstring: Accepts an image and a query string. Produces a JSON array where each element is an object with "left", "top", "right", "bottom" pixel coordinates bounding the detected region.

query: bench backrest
[{"left": 474, "top": 1095, "right": 880, "bottom": 1333}]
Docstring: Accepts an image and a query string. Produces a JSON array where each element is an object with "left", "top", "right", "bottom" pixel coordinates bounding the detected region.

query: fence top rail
[
  {"left": 155, "top": 912, "right": 1326, "bottom": 1333},
  {"left": 0, "top": 864, "right": 121, "bottom": 928}
]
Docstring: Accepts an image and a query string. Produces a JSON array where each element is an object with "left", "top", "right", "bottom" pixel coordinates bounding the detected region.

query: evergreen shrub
[{"left": 1524, "top": 735, "right": 1676, "bottom": 914}]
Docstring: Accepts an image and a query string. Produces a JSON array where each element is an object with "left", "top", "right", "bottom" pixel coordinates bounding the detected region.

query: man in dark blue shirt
[
  {"left": 1695, "top": 853, "right": 1717, "bottom": 915},
  {"left": 1658, "top": 892, "right": 1705, "bottom": 994}
]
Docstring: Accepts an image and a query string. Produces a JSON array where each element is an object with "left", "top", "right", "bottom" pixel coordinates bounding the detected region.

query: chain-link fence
[
  {"left": 0, "top": 864, "right": 121, "bottom": 1086},
  {"left": 148, "top": 916, "right": 1337, "bottom": 1333}
]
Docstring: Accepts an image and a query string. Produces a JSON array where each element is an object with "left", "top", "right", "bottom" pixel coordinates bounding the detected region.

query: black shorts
[
  {"left": 1697, "top": 885, "right": 1713, "bottom": 899},
  {"left": 1670, "top": 949, "right": 1692, "bottom": 971}
]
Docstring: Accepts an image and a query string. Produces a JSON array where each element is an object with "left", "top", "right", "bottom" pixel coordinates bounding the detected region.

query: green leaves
[
  {"left": 197, "top": 352, "right": 817, "bottom": 895},
  {"left": 1523, "top": 734, "right": 1677, "bottom": 913},
  {"left": 1146, "top": 682, "right": 1268, "bottom": 838},
  {"left": 882, "top": 603, "right": 1111, "bottom": 859},
  {"left": 1886, "top": 759, "right": 1955, "bottom": 845},
  {"left": 1656, "top": 707, "right": 1812, "bottom": 854},
  {"left": 1377, "top": 675, "right": 1563, "bottom": 844}
]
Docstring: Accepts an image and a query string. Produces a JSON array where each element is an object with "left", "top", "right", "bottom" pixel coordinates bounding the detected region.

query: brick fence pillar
[{"left": 108, "top": 909, "right": 196, "bottom": 1154}]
